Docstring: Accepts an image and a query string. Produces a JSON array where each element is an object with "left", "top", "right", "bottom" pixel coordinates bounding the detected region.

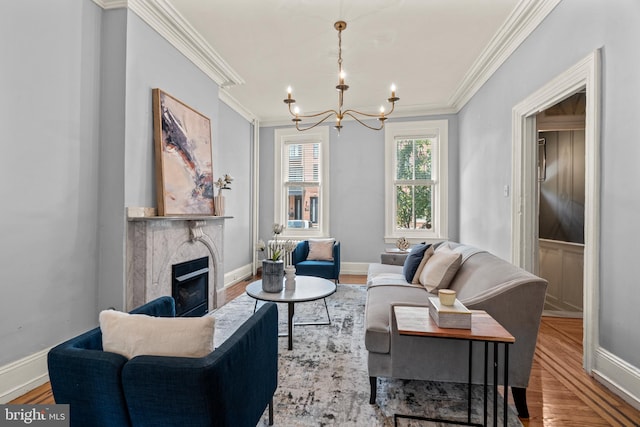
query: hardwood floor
[{"left": 12, "top": 275, "right": 640, "bottom": 426}]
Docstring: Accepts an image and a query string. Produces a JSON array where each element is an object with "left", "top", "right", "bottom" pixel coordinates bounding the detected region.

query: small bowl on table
[{"left": 438, "top": 289, "right": 457, "bottom": 306}]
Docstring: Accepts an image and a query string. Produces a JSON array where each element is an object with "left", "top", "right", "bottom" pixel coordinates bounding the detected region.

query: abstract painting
[{"left": 153, "top": 89, "right": 214, "bottom": 216}]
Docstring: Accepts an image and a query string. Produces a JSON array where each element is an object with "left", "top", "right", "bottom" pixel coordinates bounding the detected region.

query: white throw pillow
[
  {"left": 412, "top": 245, "right": 435, "bottom": 284},
  {"left": 307, "top": 238, "right": 335, "bottom": 261},
  {"left": 100, "top": 310, "right": 215, "bottom": 359},
  {"left": 419, "top": 246, "right": 462, "bottom": 293}
]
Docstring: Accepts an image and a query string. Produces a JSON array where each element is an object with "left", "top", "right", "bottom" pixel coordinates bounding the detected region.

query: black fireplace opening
[{"left": 172, "top": 256, "right": 209, "bottom": 317}]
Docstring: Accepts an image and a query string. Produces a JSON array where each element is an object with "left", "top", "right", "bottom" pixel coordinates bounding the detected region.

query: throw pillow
[
  {"left": 419, "top": 246, "right": 463, "bottom": 293},
  {"left": 412, "top": 245, "right": 435, "bottom": 284},
  {"left": 307, "top": 238, "right": 335, "bottom": 261},
  {"left": 100, "top": 310, "right": 215, "bottom": 359},
  {"left": 402, "top": 243, "right": 430, "bottom": 283}
]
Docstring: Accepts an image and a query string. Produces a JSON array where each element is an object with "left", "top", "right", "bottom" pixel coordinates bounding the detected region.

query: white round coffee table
[{"left": 245, "top": 276, "right": 337, "bottom": 350}]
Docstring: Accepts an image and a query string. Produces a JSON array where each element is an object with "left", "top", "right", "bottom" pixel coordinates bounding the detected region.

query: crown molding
[
  {"left": 92, "top": 0, "right": 127, "bottom": 9},
  {"left": 93, "top": 0, "right": 560, "bottom": 127},
  {"left": 219, "top": 89, "right": 257, "bottom": 124},
  {"left": 93, "top": 0, "right": 244, "bottom": 87},
  {"left": 448, "top": 0, "right": 562, "bottom": 111}
]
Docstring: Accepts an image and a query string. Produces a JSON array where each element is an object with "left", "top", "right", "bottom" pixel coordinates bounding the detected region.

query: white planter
[{"left": 284, "top": 265, "right": 296, "bottom": 290}]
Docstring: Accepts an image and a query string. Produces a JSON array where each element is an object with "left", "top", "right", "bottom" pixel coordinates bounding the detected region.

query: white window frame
[
  {"left": 384, "top": 120, "right": 448, "bottom": 243},
  {"left": 274, "top": 126, "right": 330, "bottom": 239}
]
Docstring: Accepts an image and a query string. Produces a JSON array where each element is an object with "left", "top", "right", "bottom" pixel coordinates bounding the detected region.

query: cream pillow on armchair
[
  {"left": 100, "top": 310, "right": 215, "bottom": 359},
  {"left": 307, "top": 238, "right": 336, "bottom": 261}
]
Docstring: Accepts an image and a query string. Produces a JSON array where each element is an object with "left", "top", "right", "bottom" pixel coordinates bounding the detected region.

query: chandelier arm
[
  {"left": 294, "top": 113, "right": 336, "bottom": 131},
  {"left": 343, "top": 109, "right": 387, "bottom": 119},
  {"left": 343, "top": 111, "right": 384, "bottom": 131},
  {"left": 385, "top": 101, "right": 397, "bottom": 116},
  {"left": 289, "top": 106, "right": 339, "bottom": 119}
]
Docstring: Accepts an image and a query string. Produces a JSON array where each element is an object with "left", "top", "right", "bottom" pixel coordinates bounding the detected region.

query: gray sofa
[{"left": 365, "top": 242, "right": 547, "bottom": 418}]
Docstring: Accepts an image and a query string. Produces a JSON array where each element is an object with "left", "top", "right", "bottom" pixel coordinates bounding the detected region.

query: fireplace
[
  {"left": 126, "top": 216, "right": 226, "bottom": 312},
  {"left": 172, "top": 256, "right": 209, "bottom": 317}
]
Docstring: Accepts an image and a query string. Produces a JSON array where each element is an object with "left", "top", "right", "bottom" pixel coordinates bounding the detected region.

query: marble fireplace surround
[{"left": 126, "top": 215, "right": 228, "bottom": 313}]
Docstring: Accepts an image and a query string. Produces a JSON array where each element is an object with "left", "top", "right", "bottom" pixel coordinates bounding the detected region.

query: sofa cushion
[
  {"left": 365, "top": 284, "right": 431, "bottom": 354},
  {"left": 402, "top": 243, "right": 430, "bottom": 282},
  {"left": 412, "top": 245, "right": 435, "bottom": 284},
  {"left": 419, "top": 246, "right": 462, "bottom": 292},
  {"left": 100, "top": 310, "right": 215, "bottom": 359},
  {"left": 307, "top": 238, "right": 335, "bottom": 261}
]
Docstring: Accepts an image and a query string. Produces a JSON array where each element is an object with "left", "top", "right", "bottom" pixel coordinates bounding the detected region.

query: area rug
[{"left": 211, "top": 284, "right": 523, "bottom": 426}]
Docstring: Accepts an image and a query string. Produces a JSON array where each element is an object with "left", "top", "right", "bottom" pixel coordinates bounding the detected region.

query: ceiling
[{"left": 163, "top": 0, "right": 530, "bottom": 124}]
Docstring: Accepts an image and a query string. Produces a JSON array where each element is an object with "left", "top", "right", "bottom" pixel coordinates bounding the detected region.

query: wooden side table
[{"left": 393, "top": 306, "right": 515, "bottom": 427}]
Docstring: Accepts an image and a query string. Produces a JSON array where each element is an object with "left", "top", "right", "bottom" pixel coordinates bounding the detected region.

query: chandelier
[{"left": 283, "top": 21, "right": 399, "bottom": 133}]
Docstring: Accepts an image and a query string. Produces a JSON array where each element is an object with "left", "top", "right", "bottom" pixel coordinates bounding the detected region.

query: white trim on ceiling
[
  {"left": 94, "top": 0, "right": 244, "bottom": 88},
  {"left": 218, "top": 90, "right": 257, "bottom": 123},
  {"left": 93, "top": 0, "right": 127, "bottom": 8},
  {"left": 94, "top": 0, "right": 561, "bottom": 124},
  {"left": 449, "top": 0, "right": 562, "bottom": 111}
]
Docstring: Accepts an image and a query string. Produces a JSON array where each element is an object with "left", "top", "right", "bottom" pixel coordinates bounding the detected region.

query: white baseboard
[
  {"left": 593, "top": 347, "right": 640, "bottom": 410},
  {"left": 223, "top": 263, "right": 253, "bottom": 288},
  {"left": 0, "top": 348, "right": 50, "bottom": 403},
  {"left": 340, "top": 262, "right": 370, "bottom": 276}
]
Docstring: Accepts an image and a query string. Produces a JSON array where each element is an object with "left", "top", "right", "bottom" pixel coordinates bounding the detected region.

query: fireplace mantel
[{"left": 126, "top": 215, "right": 230, "bottom": 312}]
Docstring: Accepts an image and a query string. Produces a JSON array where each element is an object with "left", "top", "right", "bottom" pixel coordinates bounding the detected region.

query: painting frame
[{"left": 152, "top": 89, "right": 214, "bottom": 216}]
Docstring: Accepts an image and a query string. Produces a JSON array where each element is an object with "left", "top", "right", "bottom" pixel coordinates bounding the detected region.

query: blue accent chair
[
  {"left": 292, "top": 240, "right": 341, "bottom": 283},
  {"left": 47, "top": 297, "right": 278, "bottom": 427}
]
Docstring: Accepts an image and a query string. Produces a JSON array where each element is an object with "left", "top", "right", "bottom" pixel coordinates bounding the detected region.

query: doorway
[
  {"left": 536, "top": 93, "right": 585, "bottom": 317},
  {"left": 511, "top": 50, "right": 600, "bottom": 372}
]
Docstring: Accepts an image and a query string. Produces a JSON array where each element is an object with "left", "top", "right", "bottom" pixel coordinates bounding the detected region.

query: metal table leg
[
  {"left": 287, "top": 302, "right": 294, "bottom": 350},
  {"left": 493, "top": 342, "right": 498, "bottom": 427},
  {"left": 293, "top": 298, "right": 332, "bottom": 326}
]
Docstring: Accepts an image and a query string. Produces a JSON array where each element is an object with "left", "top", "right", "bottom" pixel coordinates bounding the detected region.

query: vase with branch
[{"left": 214, "top": 173, "right": 233, "bottom": 216}]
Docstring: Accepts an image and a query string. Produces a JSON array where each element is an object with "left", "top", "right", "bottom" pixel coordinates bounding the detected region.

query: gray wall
[
  {"left": 0, "top": 1, "right": 254, "bottom": 367},
  {"left": 98, "top": 10, "right": 224, "bottom": 312},
  {"left": 0, "top": 0, "right": 103, "bottom": 365},
  {"left": 259, "top": 115, "right": 459, "bottom": 264},
  {"left": 218, "top": 103, "right": 254, "bottom": 271},
  {"left": 458, "top": 0, "right": 640, "bottom": 368}
]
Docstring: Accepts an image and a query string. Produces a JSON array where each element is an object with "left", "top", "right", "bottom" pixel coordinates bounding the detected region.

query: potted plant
[{"left": 261, "top": 223, "right": 285, "bottom": 292}]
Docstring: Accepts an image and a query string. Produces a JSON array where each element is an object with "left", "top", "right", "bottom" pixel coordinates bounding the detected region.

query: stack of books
[{"left": 428, "top": 297, "right": 471, "bottom": 329}]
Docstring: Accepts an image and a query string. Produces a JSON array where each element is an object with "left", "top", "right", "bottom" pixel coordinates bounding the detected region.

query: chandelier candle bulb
[{"left": 391, "top": 84, "right": 396, "bottom": 98}]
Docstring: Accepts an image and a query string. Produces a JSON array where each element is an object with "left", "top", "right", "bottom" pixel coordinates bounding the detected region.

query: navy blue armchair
[
  {"left": 291, "top": 240, "right": 341, "bottom": 283},
  {"left": 48, "top": 297, "right": 278, "bottom": 427}
]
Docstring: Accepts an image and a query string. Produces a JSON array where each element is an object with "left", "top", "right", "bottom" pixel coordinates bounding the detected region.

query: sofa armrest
[
  {"left": 122, "top": 303, "right": 278, "bottom": 427},
  {"left": 292, "top": 241, "right": 309, "bottom": 265},
  {"left": 48, "top": 329, "right": 131, "bottom": 427},
  {"left": 130, "top": 295, "right": 175, "bottom": 317}
]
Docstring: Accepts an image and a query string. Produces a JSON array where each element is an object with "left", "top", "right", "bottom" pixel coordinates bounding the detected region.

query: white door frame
[{"left": 511, "top": 50, "right": 601, "bottom": 372}]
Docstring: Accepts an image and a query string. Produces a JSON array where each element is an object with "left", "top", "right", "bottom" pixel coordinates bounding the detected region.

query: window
[
  {"left": 274, "top": 127, "right": 329, "bottom": 237},
  {"left": 385, "top": 120, "right": 448, "bottom": 243}
]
